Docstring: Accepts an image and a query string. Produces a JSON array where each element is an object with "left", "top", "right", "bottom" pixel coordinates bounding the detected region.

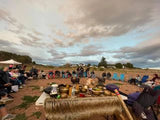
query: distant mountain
[{"left": 0, "top": 51, "right": 32, "bottom": 64}]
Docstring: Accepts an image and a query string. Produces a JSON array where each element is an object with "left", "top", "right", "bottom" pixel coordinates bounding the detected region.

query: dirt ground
[{"left": 1, "top": 69, "right": 160, "bottom": 120}]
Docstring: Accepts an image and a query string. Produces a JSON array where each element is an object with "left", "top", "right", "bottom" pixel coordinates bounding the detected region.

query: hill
[{"left": 0, "top": 51, "right": 32, "bottom": 64}]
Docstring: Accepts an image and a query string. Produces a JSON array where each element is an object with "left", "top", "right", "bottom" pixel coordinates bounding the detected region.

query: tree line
[
  {"left": 0, "top": 51, "right": 33, "bottom": 64},
  {"left": 98, "top": 57, "right": 134, "bottom": 69}
]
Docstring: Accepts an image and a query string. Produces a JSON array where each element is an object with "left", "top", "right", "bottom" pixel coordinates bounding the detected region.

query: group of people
[
  {"left": 47, "top": 67, "right": 93, "bottom": 79},
  {"left": 0, "top": 65, "right": 29, "bottom": 120},
  {"left": 128, "top": 74, "right": 160, "bottom": 87},
  {"left": 0, "top": 65, "right": 40, "bottom": 120}
]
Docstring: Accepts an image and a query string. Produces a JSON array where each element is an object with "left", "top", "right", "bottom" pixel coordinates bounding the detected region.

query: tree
[
  {"left": 98, "top": 57, "right": 107, "bottom": 68},
  {"left": 32, "top": 61, "right": 36, "bottom": 65},
  {"left": 64, "top": 63, "right": 71, "bottom": 68},
  {"left": 87, "top": 63, "right": 91, "bottom": 67},
  {"left": 115, "top": 63, "right": 123, "bottom": 69},
  {"left": 125, "top": 62, "right": 134, "bottom": 68}
]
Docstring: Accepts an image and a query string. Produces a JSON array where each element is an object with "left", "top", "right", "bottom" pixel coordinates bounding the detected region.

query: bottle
[{"left": 72, "top": 86, "right": 75, "bottom": 97}]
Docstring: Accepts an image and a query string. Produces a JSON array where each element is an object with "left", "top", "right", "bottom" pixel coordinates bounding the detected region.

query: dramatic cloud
[
  {"left": 0, "top": 0, "right": 160, "bottom": 67},
  {"left": 112, "top": 35, "right": 160, "bottom": 67},
  {"left": 60, "top": 0, "right": 160, "bottom": 43}
]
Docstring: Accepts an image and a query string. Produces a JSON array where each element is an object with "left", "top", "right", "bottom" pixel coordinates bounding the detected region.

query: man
[{"left": 0, "top": 68, "right": 15, "bottom": 120}]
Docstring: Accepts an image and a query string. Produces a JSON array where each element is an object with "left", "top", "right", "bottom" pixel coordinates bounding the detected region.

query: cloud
[
  {"left": 0, "top": 39, "right": 12, "bottom": 47},
  {"left": 19, "top": 33, "right": 45, "bottom": 47},
  {"left": 58, "top": 0, "right": 160, "bottom": 45},
  {"left": 112, "top": 35, "right": 160, "bottom": 67},
  {"left": 77, "top": 45, "right": 105, "bottom": 56},
  {"left": 0, "top": 9, "right": 17, "bottom": 25},
  {"left": 48, "top": 49, "right": 67, "bottom": 60}
]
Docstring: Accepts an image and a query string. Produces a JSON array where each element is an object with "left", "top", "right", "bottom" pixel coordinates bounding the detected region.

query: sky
[{"left": 0, "top": 0, "right": 160, "bottom": 68}]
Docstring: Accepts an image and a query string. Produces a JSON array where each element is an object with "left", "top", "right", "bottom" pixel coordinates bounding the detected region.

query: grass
[
  {"left": 29, "top": 85, "right": 40, "bottom": 90},
  {"left": 30, "top": 111, "right": 42, "bottom": 119},
  {"left": 16, "top": 96, "right": 39, "bottom": 109},
  {"left": 13, "top": 113, "right": 27, "bottom": 120}
]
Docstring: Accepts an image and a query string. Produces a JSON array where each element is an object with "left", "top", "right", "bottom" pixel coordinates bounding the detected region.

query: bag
[
  {"left": 43, "top": 86, "right": 53, "bottom": 94},
  {"left": 127, "top": 92, "right": 140, "bottom": 105},
  {"left": 11, "top": 85, "right": 19, "bottom": 92},
  {"left": 106, "top": 84, "right": 119, "bottom": 92}
]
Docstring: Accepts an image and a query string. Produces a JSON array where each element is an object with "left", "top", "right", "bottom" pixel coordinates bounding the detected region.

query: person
[
  {"left": 71, "top": 76, "right": 80, "bottom": 84},
  {"left": 144, "top": 74, "right": 160, "bottom": 87},
  {"left": 97, "top": 77, "right": 105, "bottom": 86},
  {"left": 0, "top": 68, "right": 15, "bottom": 120},
  {"left": 86, "top": 67, "right": 90, "bottom": 77},
  {"left": 30, "top": 66, "right": 38, "bottom": 79},
  {"left": 132, "top": 86, "right": 160, "bottom": 120},
  {"left": 90, "top": 71, "right": 96, "bottom": 78},
  {"left": 72, "top": 70, "right": 76, "bottom": 77},
  {"left": 0, "top": 99, "right": 15, "bottom": 120},
  {"left": 128, "top": 75, "right": 140, "bottom": 85},
  {"left": 135, "top": 74, "right": 141, "bottom": 86},
  {"left": 106, "top": 72, "right": 111, "bottom": 79},
  {"left": 1, "top": 67, "right": 13, "bottom": 95},
  {"left": 102, "top": 72, "right": 106, "bottom": 78},
  {"left": 151, "top": 74, "right": 160, "bottom": 82},
  {"left": 62, "top": 71, "right": 65, "bottom": 78}
]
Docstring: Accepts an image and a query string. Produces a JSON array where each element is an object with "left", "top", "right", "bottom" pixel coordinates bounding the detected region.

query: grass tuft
[
  {"left": 16, "top": 96, "right": 39, "bottom": 109},
  {"left": 13, "top": 113, "right": 27, "bottom": 120},
  {"left": 30, "top": 111, "right": 42, "bottom": 119}
]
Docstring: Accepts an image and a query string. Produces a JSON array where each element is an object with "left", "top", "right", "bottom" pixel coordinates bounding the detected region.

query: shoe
[
  {"left": 19, "top": 86, "right": 23, "bottom": 89},
  {"left": 0, "top": 97, "right": 13, "bottom": 104},
  {"left": 2, "top": 114, "right": 16, "bottom": 120},
  {"left": 141, "top": 112, "right": 147, "bottom": 119}
]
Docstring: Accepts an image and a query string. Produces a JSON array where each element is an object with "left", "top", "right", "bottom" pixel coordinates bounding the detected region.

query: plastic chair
[
  {"left": 141, "top": 75, "right": 149, "bottom": 83},
  {"left": 112, "top": 73, "right": 119, "bottom": 80},
  {"left": 120, "top": 74, "right": 125, "bottom": 82}
]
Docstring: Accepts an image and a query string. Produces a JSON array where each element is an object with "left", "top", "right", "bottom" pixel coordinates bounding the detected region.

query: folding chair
[
  {"left": 112, "top": 73, "right": 119, "bottom": 80},
  {"left": 120, "top": 74, "right": 125, "bottom": 82}
]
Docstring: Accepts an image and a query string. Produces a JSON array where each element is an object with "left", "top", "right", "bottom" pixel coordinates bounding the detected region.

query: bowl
[
  {"left": 59, "top": 87, "right": 69, "bottom": 93},
  {"left": 97, "top": 85, "right": 104, "bottom": 89},
  {"left": 75, "top": 89, "right": 80, "bottom": 94},
  {"left": 60, "top": 93, "right": 68, "bottom": 98},
  {"left": 92, "top": 90, "right": 101, "bottom": 96},
  {"left": 104, "top": 90, "right": 111, "bottom": 96},
  {"left": 81, "top": 88, "right": 87, "bottom": 93}
]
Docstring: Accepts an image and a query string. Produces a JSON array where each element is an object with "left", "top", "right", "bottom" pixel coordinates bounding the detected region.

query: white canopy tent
[{"left": 0, "top": 59, "right": 22, "bottom": 65}]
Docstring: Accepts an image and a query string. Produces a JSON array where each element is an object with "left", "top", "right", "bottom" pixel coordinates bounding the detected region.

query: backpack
[{"left": 106, "top": 84, "right": 119, "bottom": 92}]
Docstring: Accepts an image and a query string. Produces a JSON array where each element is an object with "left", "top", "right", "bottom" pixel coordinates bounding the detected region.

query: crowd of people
[
  {"left": 1, "top": 64, "right": 160, "bottom": 120},
  {"left": 0, "top": 65, "right": 41, "bottom": 120}
]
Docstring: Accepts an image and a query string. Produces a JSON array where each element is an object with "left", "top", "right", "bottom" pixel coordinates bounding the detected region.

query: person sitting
[
  {"left": 0, "top": 69, "right": 15, "bottom": 120},
  {"left": 72, "top": 70, "right": 76, "bottom": 77},
  {"left": 90, "top": 71, "right": 96, "bottom": 78},
  {"left": 66, "top": 70, "right": 72, "bottom": 78},
  {"left": 144, "top": 74, "right": 160, "bottom": 87},
  {"left": 62, "top": 71, "right": 65, "bottom": 78},
  {"left": 128, "top": 75, "right": 141, "bottom": 85},
  {"left": 102, "top": 72, "right": 106, "bottom": 78},
  {"left": 8, "top": 69, "right": 21, "bottom": 88},
  {"left": 106, "top": 72, "right": 111, "bottom": 79},
  {"left": 38, "top": 70, "right": 46, "bottom": 79},
  {"left": 1, "top": 67, "right": 13, "bottom": 95},
  {"left": 97, "top": 77, "right": 106, "bottom": 86},
  {"left": 48, "top": 70, "right": 53, "bottom": 79},
  {"left": 151, "top": 74, "right": 160, "bottom": 82},
  {"left": 0, "top": 93, "right": 15, "bottom": 120},
  {"left": 71, "top": 76, "right": 80, "bottom": 84},
  {"left": 30, "top": 67, "right": 38, "bottom": 79},
  {"left": 55, "top": 70, "right": 60, "bottom": 78}
]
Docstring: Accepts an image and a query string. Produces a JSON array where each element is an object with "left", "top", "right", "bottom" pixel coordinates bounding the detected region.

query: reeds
[{"left": 44, "top": 96, "right": 126, "bottom": 120}]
